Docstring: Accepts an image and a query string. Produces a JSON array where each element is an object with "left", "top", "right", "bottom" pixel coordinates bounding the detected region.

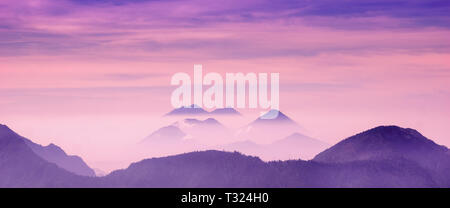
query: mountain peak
[
  {"left": 258, "top": 110, "right": 291, "bottom": 121},
  {"left": 165, "top": 105, "right": 208, "bottom": 116},
  {"left": 252, "top": 110, "right": 296, "bottom": 125},
  {"left": 204, "top": 118, "right": 220, "bottom": 125},
  {"left": 142, "top": 125, "right": 186, "bottom": 143},
  {"left": 0, "top": 124, "right": 13, "bottom": 132},
  {"left": 0, "top": 124, "right": 21, "bottom": 142},
  {"left": 210, "top": 108, "right": 241, "bottom": 115},
  {"left": 44, "top": 143, "right": 65, "bottom": 154},
  {"left": 313, "top": 125, "right": 448, "bottom": 163},
  {"left": 360, "top": 125, "right": 421, "bottom": 136},
  {"left": 182, "top": 118, "right": 221, "bottom": 126}
]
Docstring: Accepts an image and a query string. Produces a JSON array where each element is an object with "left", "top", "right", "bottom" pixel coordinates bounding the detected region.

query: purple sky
[{"left": 1, "top": 0, "right": 450, "bottom": 171}]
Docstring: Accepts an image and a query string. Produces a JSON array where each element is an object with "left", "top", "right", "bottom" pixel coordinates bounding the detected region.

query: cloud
[{"left": 0, "top": 0, "right": 449, "bottom": 59}]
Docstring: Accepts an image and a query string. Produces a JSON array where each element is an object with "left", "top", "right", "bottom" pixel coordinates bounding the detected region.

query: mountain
[
  {"left": 141, "top": 125, "right": 186, "bottom": 144},
  {"left": 236, "top": 110, "right": 302, "bottom": 144},
  {"left": 23, "top": 139, "right": 95, "bottom": 177},
  {"left": 314, "top": 126, "right": 449, "bottom": 164},
  {"left": 181, "top": 118, "right": 222, "bottom": 126},
  {"left": 102, "top": 151, "right": 273, "bottom": 187},
  {"left": 0, "top": 124, "right": 448, "bottom": 187},
  {"left": 0, "top": 124, "right": 90, "bottom": 187},
  {"left": 269, "top": 133, "right": 330, "bottom": 160},
  {"left": 165, "top": 105, "right": 241, "bottom": 116},
  {"left": 219, "top": 132, "right": 329, "bottom": 161},
  {"left": 173, "top": 118, "right": 233, "bottom": 145},
  {"left": 138, "top": 124, "right": 206, "bottom": 157},
  {"left": 165, "top": 104, "right": 208, "bottom": 116},
  {"left": 138, "top": 118, "right": 232, "bottom": 157},
  {"left": 94, "top": 168, "right": 107, "bottom": 177},
  {"left": 210, "top": 108, "right": 241, "bottom": 115},
  {"left": 252, "top": 110, "right": 297, "bottom": 125},
  {"left": 314, "top": 125, "right": 450, "bottom": 186},
  {"left": 0, "top": 124, "right": 95, "bottom": 177},
  {"left": 101, "top": 150, "right": 437, "bottom": 188}
]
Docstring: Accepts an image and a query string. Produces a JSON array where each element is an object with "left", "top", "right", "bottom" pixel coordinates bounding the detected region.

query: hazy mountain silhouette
[
  {"left": 23, "top": 139, "right": 95, "bottom": 177},
  {"left": 101, "top": 150, "right": 437, "bottom": 188},
  {"left": 253, "top": 110, "right": 297, "bottom": 125},
  {"left": 270, "top": 133, "right": 330, "bottom": 160},
  {"left": 103, "top": 125, "right": 448, "bottom": 187},
  {"left": 210, "top": 108, "right": 241, "bottom": 115},
  {"left": 314, "top": 126, "right": 448, "bottom": 163},
  {"left": 165, "top": 104, "right": 209, "bottom": 116},
  {"left": 165, "top": 105, "right": 241, "bottom": 116},
  {"left": 0, "top": 124, "right": 91, "bottom": 187},
  {"left": 138, "top": 123, "right": 205, "bottom": 157},
  {"left": 0, "top": 124, "right": 449, "bottom": 187},
  {"left": 220, "top": 132, "right": 329, "bottom": 160},
  {"left": 141, "top": 125, "right": 186, "bottom": 144},
  {"left": 173, "top": 118, "right": 232, "bottom": 145},
  {"left": 236, "top": 110, "right": 303, "bottom": 144},
  {"left": 180, "top": 118, "right": 222, "bottom": 126},
  {"left": 314, "top": 125, "right": 450, "bottom": 186},
  {"left": 0, "top": 124, "right": 94, "bottom": 177}
]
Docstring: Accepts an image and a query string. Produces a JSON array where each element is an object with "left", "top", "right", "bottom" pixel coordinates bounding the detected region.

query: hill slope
[{"left": 0, "top": 125, "right": 90, "bottom": 187}]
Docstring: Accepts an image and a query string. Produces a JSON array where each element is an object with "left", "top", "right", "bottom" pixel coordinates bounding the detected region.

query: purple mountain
[
  {"left": 236, "top": 110, "right": 302, "bottom": 144},
  {"left": 23, "top": 139, "right": 95, "bottom": 177},
  {"left": 270, "top": 133, "right": 330, "bottom": 159},
  {"left": 210, "top": 108, "right": 241, "bottom": 115},
  {"left": 220, "top": 132, "right": 329, "bottom": 160},
  {"left": 314, "top": 126, "right": 449, "bottom": 164},
  {"left": 165, "top": 105, "right": 241, "bottom": 116},
  {"left": 0, "top": 124, "right": 95, "bottom": 177},
  {"left": 182, "top": 118, "right": 222, "bottom": 126},
  {"left": 172, "top": 118, "right": 232, "bottom": 146},
  {"left": 0, "top": 124, "right": 91, "bottom": 187},
  {"left": 1, "top": 124, "right": 449, "bottom": 187},
  {"left": 252, "top": 109, "right": 297, "bottom": 125},
  {"left": 138, "top": 123, "right": 204, "bottom": 157},
  {"left": 105, "top": 125, "right": 447, "bottom": 187},
  {"left": 141, "top": 125, "right": 186, "bottom": 144},
  {"left": 314, "top": 125, "right": 450, "bottom": 186},
  {"left": 102, "top": 150, "right": 437, "bottom": 188},
  {"left": 165, "top": 104, "right": 208, "bottom": 116}
]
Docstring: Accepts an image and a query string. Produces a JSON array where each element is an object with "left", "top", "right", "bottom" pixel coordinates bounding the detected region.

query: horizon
[
  {"left": 0, "top": 114, "right": 447, "bottom": 173},
  {"left": 1, "top": 0, "right": 450, "bottom": 173}
]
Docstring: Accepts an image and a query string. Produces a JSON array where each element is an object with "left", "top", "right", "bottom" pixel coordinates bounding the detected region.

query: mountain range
[
  {"left": 140, "top": 113, "right": 318, "bottom": 159},
  {"left": 235, "top": 110, "right": 303, "bottom": 144},
  {"left": 0, "top": 124, "right": 95, "bottom": 177},
  {"left": 219, "top": 132, "right": 330, "bottom": 160},
  {"left": 0, "top": 123, "right": 449, "bottom": 187},
  {"left": 0, "top": 124, "right": 92, "bottom": 187},
  {"left": 165, "top": 105, "right": 241, "bottom": 116}
]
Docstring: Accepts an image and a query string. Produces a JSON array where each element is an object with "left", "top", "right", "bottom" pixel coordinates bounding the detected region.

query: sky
[{"left": 1, "top": 0, "right": 450, "bottom": 172}]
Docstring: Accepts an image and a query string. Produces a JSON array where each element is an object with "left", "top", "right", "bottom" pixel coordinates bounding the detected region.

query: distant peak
[
  {"left": 45, "top": 143, "right": 65, "bottom": 153},
  {"left": 259, "top": 110, "right": 288, "bottom": 120},
  {"left": 165, "top": 104, "right": 208, "bottom": 116},
  {"left": 183, "top": 118, "right": 221, "bottom": 125},
  {"left": 157, "top": 125, "right": 184, "bottom": 133},
  {"left": 286, "top": 132, "right": 306, "bottom": 138},
  {"left": 184, "top": 118, "right": 201, "bottom": 123},
  {"left": 210, "top": 108, "right": 241, "bottom": 115},
  {"left": 313, "top": 125, "right": 447, "bottom": 164},
  {"left": 358, "top": 125, "right": 423, "bottom": 139},
  {"left": 204, "top": 118, "right": 219, "bottom": 124}
]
